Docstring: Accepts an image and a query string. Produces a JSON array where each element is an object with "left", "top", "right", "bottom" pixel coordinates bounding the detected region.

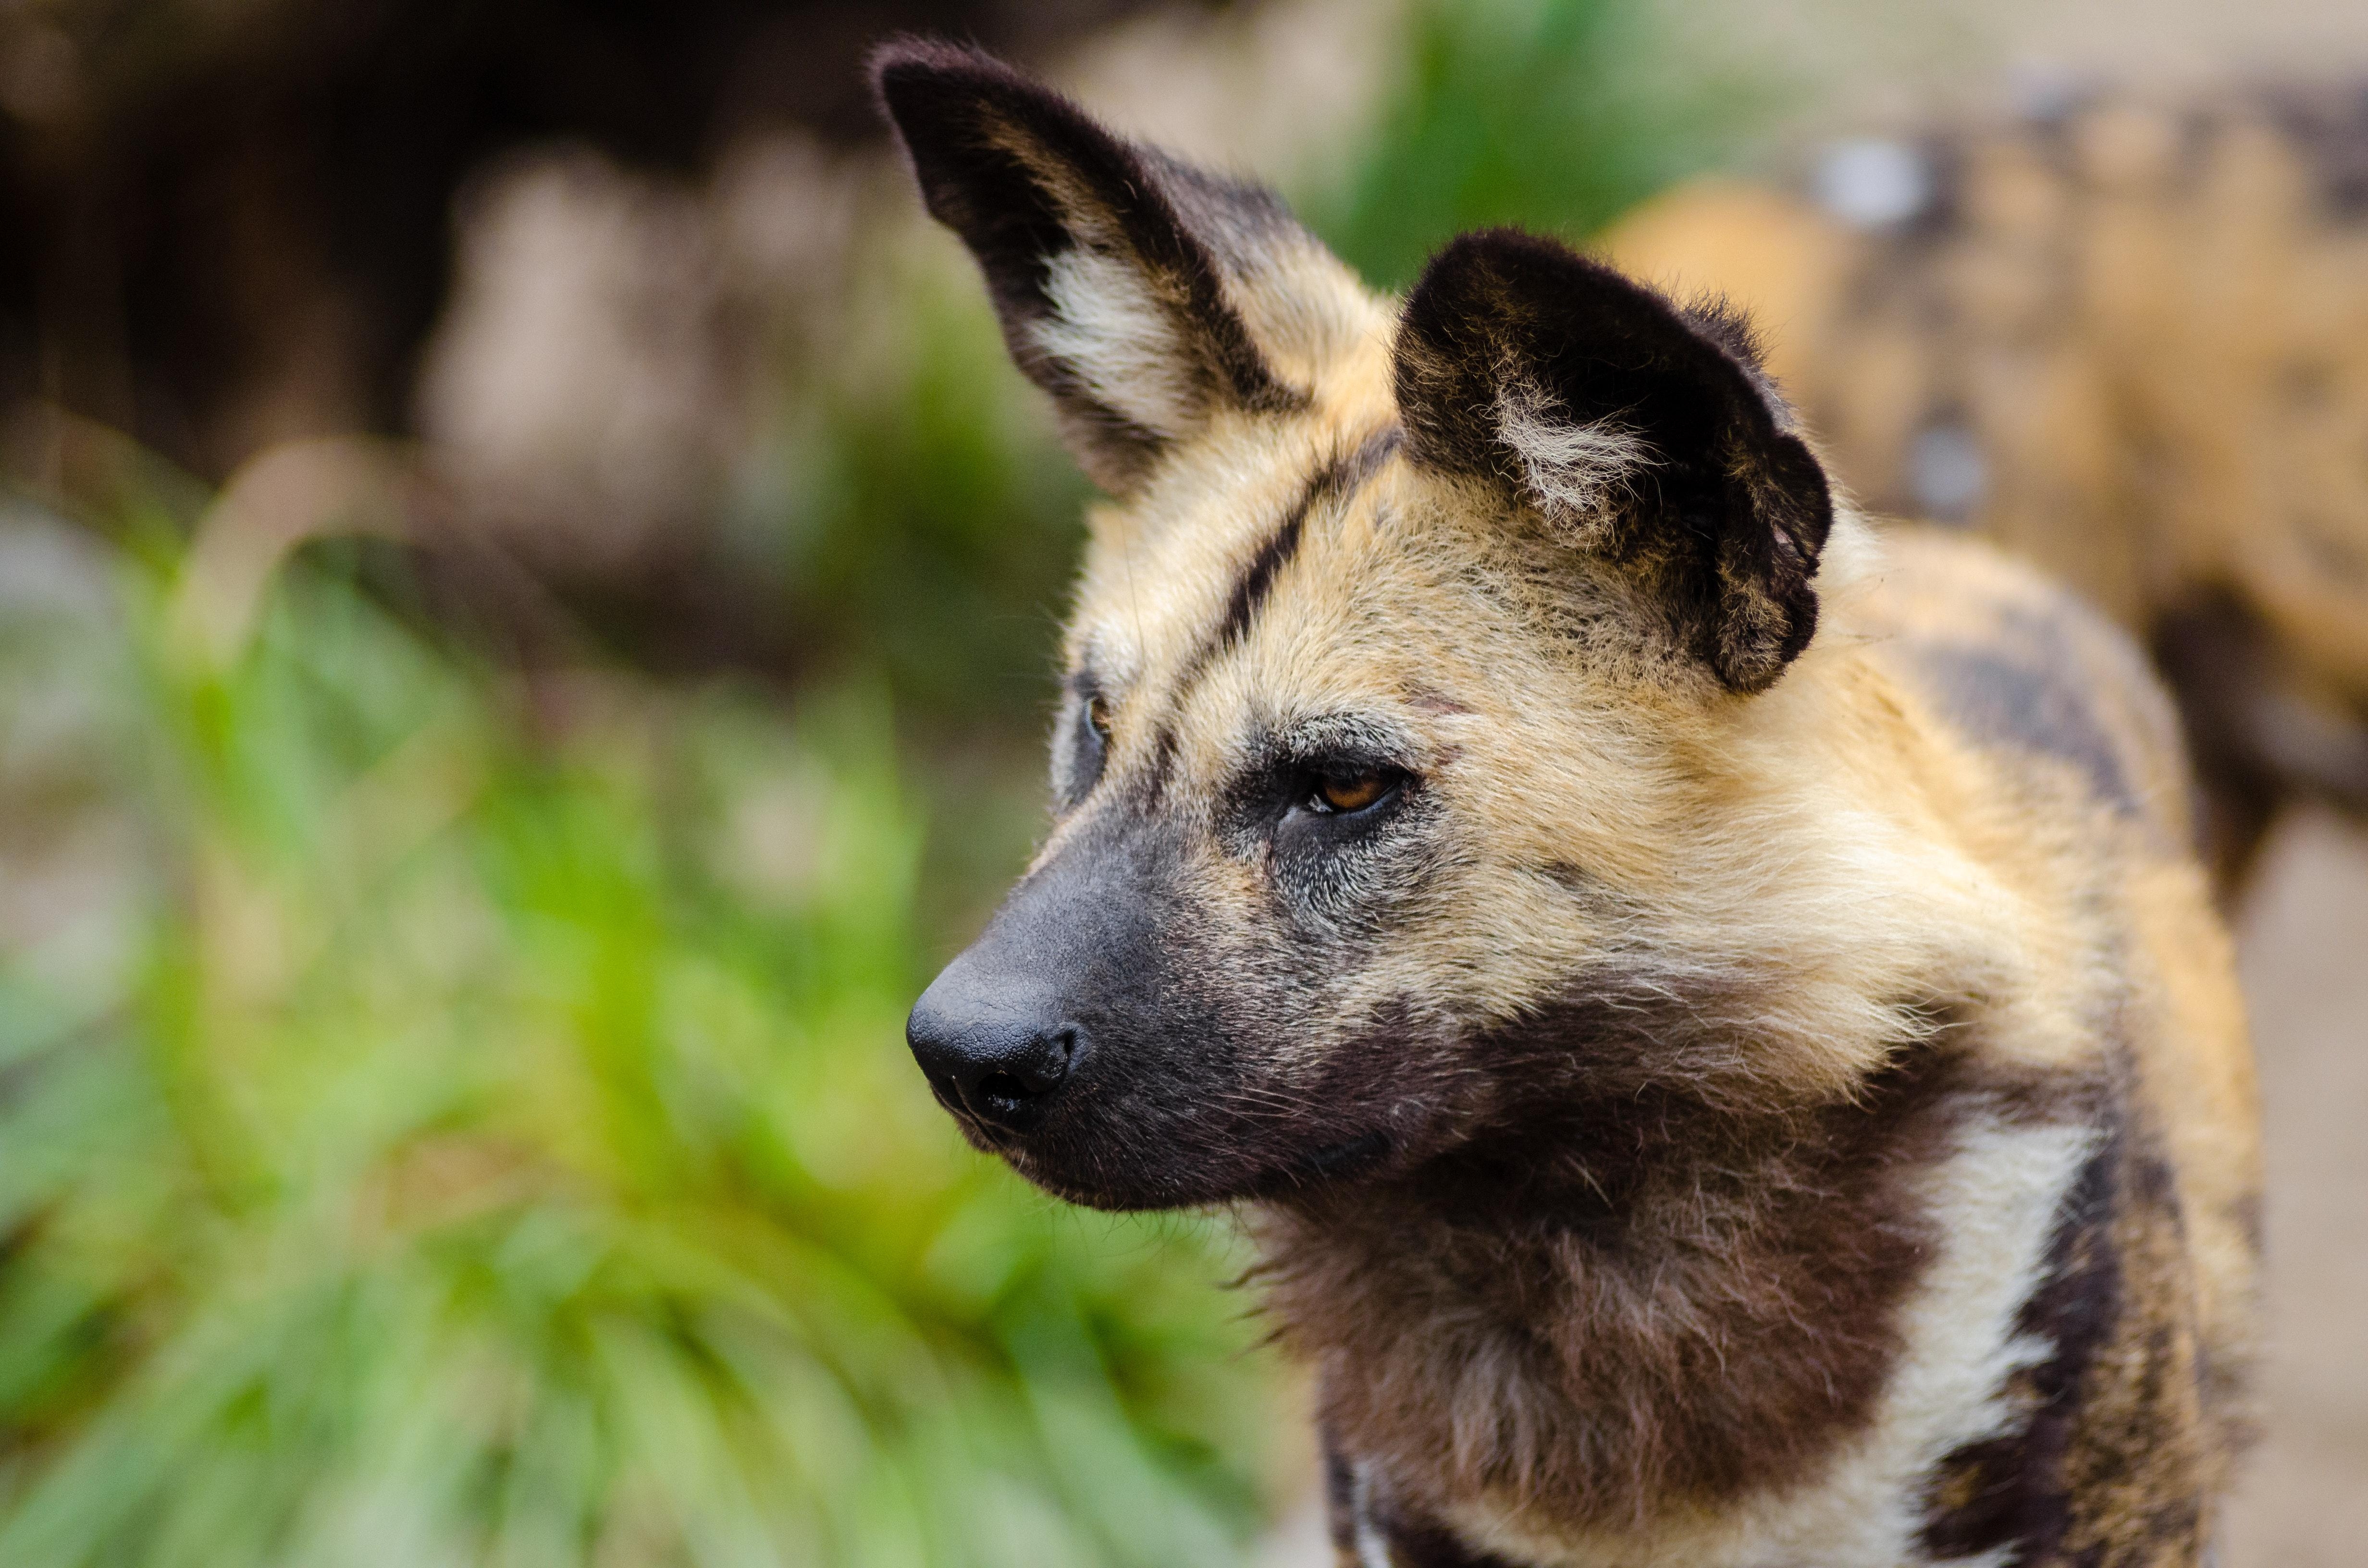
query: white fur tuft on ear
[
  {"left": 1494, "top": 377, "right": 1656, "bottom": 540},
  {"left": 1030, "top": 247, "right": 1202, "bottom": 439}
]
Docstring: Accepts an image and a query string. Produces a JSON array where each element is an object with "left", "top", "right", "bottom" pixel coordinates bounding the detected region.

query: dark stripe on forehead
[
  {"left": 1211, "top": 425, "right": 1403, "bottom": 658},
  {"left": 1216, "top": 497, "right": 1312, "bottom": 651},
  {"left": 1137, "top": 425, "right": 1402, "bottom": 805}
]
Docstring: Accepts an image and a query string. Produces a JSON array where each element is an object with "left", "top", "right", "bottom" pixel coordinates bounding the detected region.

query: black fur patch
[
  {"left": 2263, "top": 82, "right": 2368, "bottom": 217},
  {"left": 1136, "top": 722, "right": 1182, "bottom": 808},
  {"left": 2151, "top": 588, "right": 2368, "bottom": 889},
  {"left": 872, "top": 38, "right": 1306, "bottom": 491},
  {"left": 1323, "top": 1438, "right": 1358, "bottom": 1556},
  {"left": 1910, "top": 641, "right": 2136, "bottom": 814},
  {"left": 1392, "top": 228, "right": 1833, "bottom": 694},
  {"left": 1155, "top": 427, "right": 1406, "bottom": 733},
  {"left": 1254, "top": 1002, "right": 2011, "bottom": 1531}
]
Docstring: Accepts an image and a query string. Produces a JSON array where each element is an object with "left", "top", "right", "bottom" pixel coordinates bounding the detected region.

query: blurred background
[{"left": 0, "top": 1, "right": 2361, "bottom": 1564}]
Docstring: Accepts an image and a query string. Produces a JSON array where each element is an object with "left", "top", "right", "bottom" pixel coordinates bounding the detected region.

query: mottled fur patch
[{"left": 1919, "top": 1091, "right": 2225, "bottom": 1568}]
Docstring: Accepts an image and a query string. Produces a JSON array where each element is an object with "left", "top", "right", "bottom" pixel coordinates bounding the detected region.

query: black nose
[{"left": 906, "top": 969, "right": 1086, "bottom": 1134}]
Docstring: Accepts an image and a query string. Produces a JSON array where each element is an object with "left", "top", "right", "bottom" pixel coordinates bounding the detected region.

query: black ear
[
  {"left": 1393, "top": 230, "right": 1833, "bottom": 693},
  {"left": 871, "top": 38, "right": 1309, "bottom": 492}
]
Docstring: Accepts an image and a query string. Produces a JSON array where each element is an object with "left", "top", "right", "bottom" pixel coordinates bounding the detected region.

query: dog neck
[{"left": 1249, "top": 1040, "right": 1988, "bottom": 1551}]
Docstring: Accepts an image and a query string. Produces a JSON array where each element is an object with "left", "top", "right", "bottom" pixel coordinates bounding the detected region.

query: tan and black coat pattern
[
  {"left": 875, "top": 42, "right": 2260, "bottom": 1568},
  {"left": 1603, "top": 84, "right": 2368, "bottom": 894}
]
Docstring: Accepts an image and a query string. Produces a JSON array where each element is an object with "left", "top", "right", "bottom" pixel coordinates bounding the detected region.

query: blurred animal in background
[
  {"left": 879, "top": 41, "right": 2258, "bottom": 1568},
  {"left": 1603, "top": 85, "right": 2368, "bottom": 894}
]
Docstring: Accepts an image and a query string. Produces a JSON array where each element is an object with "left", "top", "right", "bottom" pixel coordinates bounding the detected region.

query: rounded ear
[
  {"left": 1393, "top": 229, "right": 1834, "bottom": 693},
  {"left": 871, "top": 38, "right": 1309, "bottom": 493}
]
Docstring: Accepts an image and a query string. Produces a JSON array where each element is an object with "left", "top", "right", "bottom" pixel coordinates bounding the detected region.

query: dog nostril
[
  {"left": 905, "top": 974, "right": 1089, "bottom": 1132},
  {"left": 954, "top": 1024, "right": 1083, "bottom": 1131},
  {"left": 974, "top": 1027, "right": 1077, "bottom": 1104},
  {"left": 976, "top": 1070, "right": 1034, "bottom": 1103},
  {"left": 1013, "top": 1026, "right": 1077, "bottom": 1094}
]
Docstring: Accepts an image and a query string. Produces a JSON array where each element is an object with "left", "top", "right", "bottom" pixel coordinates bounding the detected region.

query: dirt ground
[{"left": 2224, "top": 810, "right": 2368, "bottom": 1567}]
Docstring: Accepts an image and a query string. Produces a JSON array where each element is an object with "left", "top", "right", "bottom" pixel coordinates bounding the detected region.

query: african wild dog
[
  {"left": 1602, "top": 86, "right": 2368, "bottom": 896},
  {"left": 876, "top": 40, "right": 2260, "bottom": 1568}
]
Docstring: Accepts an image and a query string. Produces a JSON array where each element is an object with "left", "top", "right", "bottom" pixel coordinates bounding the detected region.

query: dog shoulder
[{"left": 1844, "top": 526, "right": 2195, "bottom": 846}]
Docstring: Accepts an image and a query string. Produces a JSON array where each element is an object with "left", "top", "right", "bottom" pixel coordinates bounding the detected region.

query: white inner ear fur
[
  {"left": 1031, "top": 246, "right": 1203, "bottom": 439},
  {"left": 1494, "top": 377, "right": 1656, "bottom": 542}
]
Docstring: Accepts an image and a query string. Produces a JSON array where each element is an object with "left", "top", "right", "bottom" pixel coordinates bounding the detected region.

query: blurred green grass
[
  {"left": 0, "top": 2, "right": 1765, "bottom": 1561},
  {"left": 1315, "top": 0, "right": 1773, "bottom": 288},
  {"left": 0, "top": 520, "right": 1278, "bottom": 1566}
]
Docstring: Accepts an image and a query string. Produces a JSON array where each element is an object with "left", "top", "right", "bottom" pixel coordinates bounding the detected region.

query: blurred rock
[{"left": 416, "top": 148, "right": 740, "bottom": 576}]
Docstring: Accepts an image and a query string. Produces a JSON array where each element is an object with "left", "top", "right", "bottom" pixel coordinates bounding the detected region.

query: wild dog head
[{"left": 876, "top": 41, "right": 1891, "bottom": 1212}]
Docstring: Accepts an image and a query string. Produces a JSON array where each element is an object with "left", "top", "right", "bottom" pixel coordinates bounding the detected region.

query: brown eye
[
  {"left": 1086, "top": 695, "right": 1113, "bottom": 739},
  {"left": 1313, "top": 772, "right": 1390, "bottom": 814}
]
